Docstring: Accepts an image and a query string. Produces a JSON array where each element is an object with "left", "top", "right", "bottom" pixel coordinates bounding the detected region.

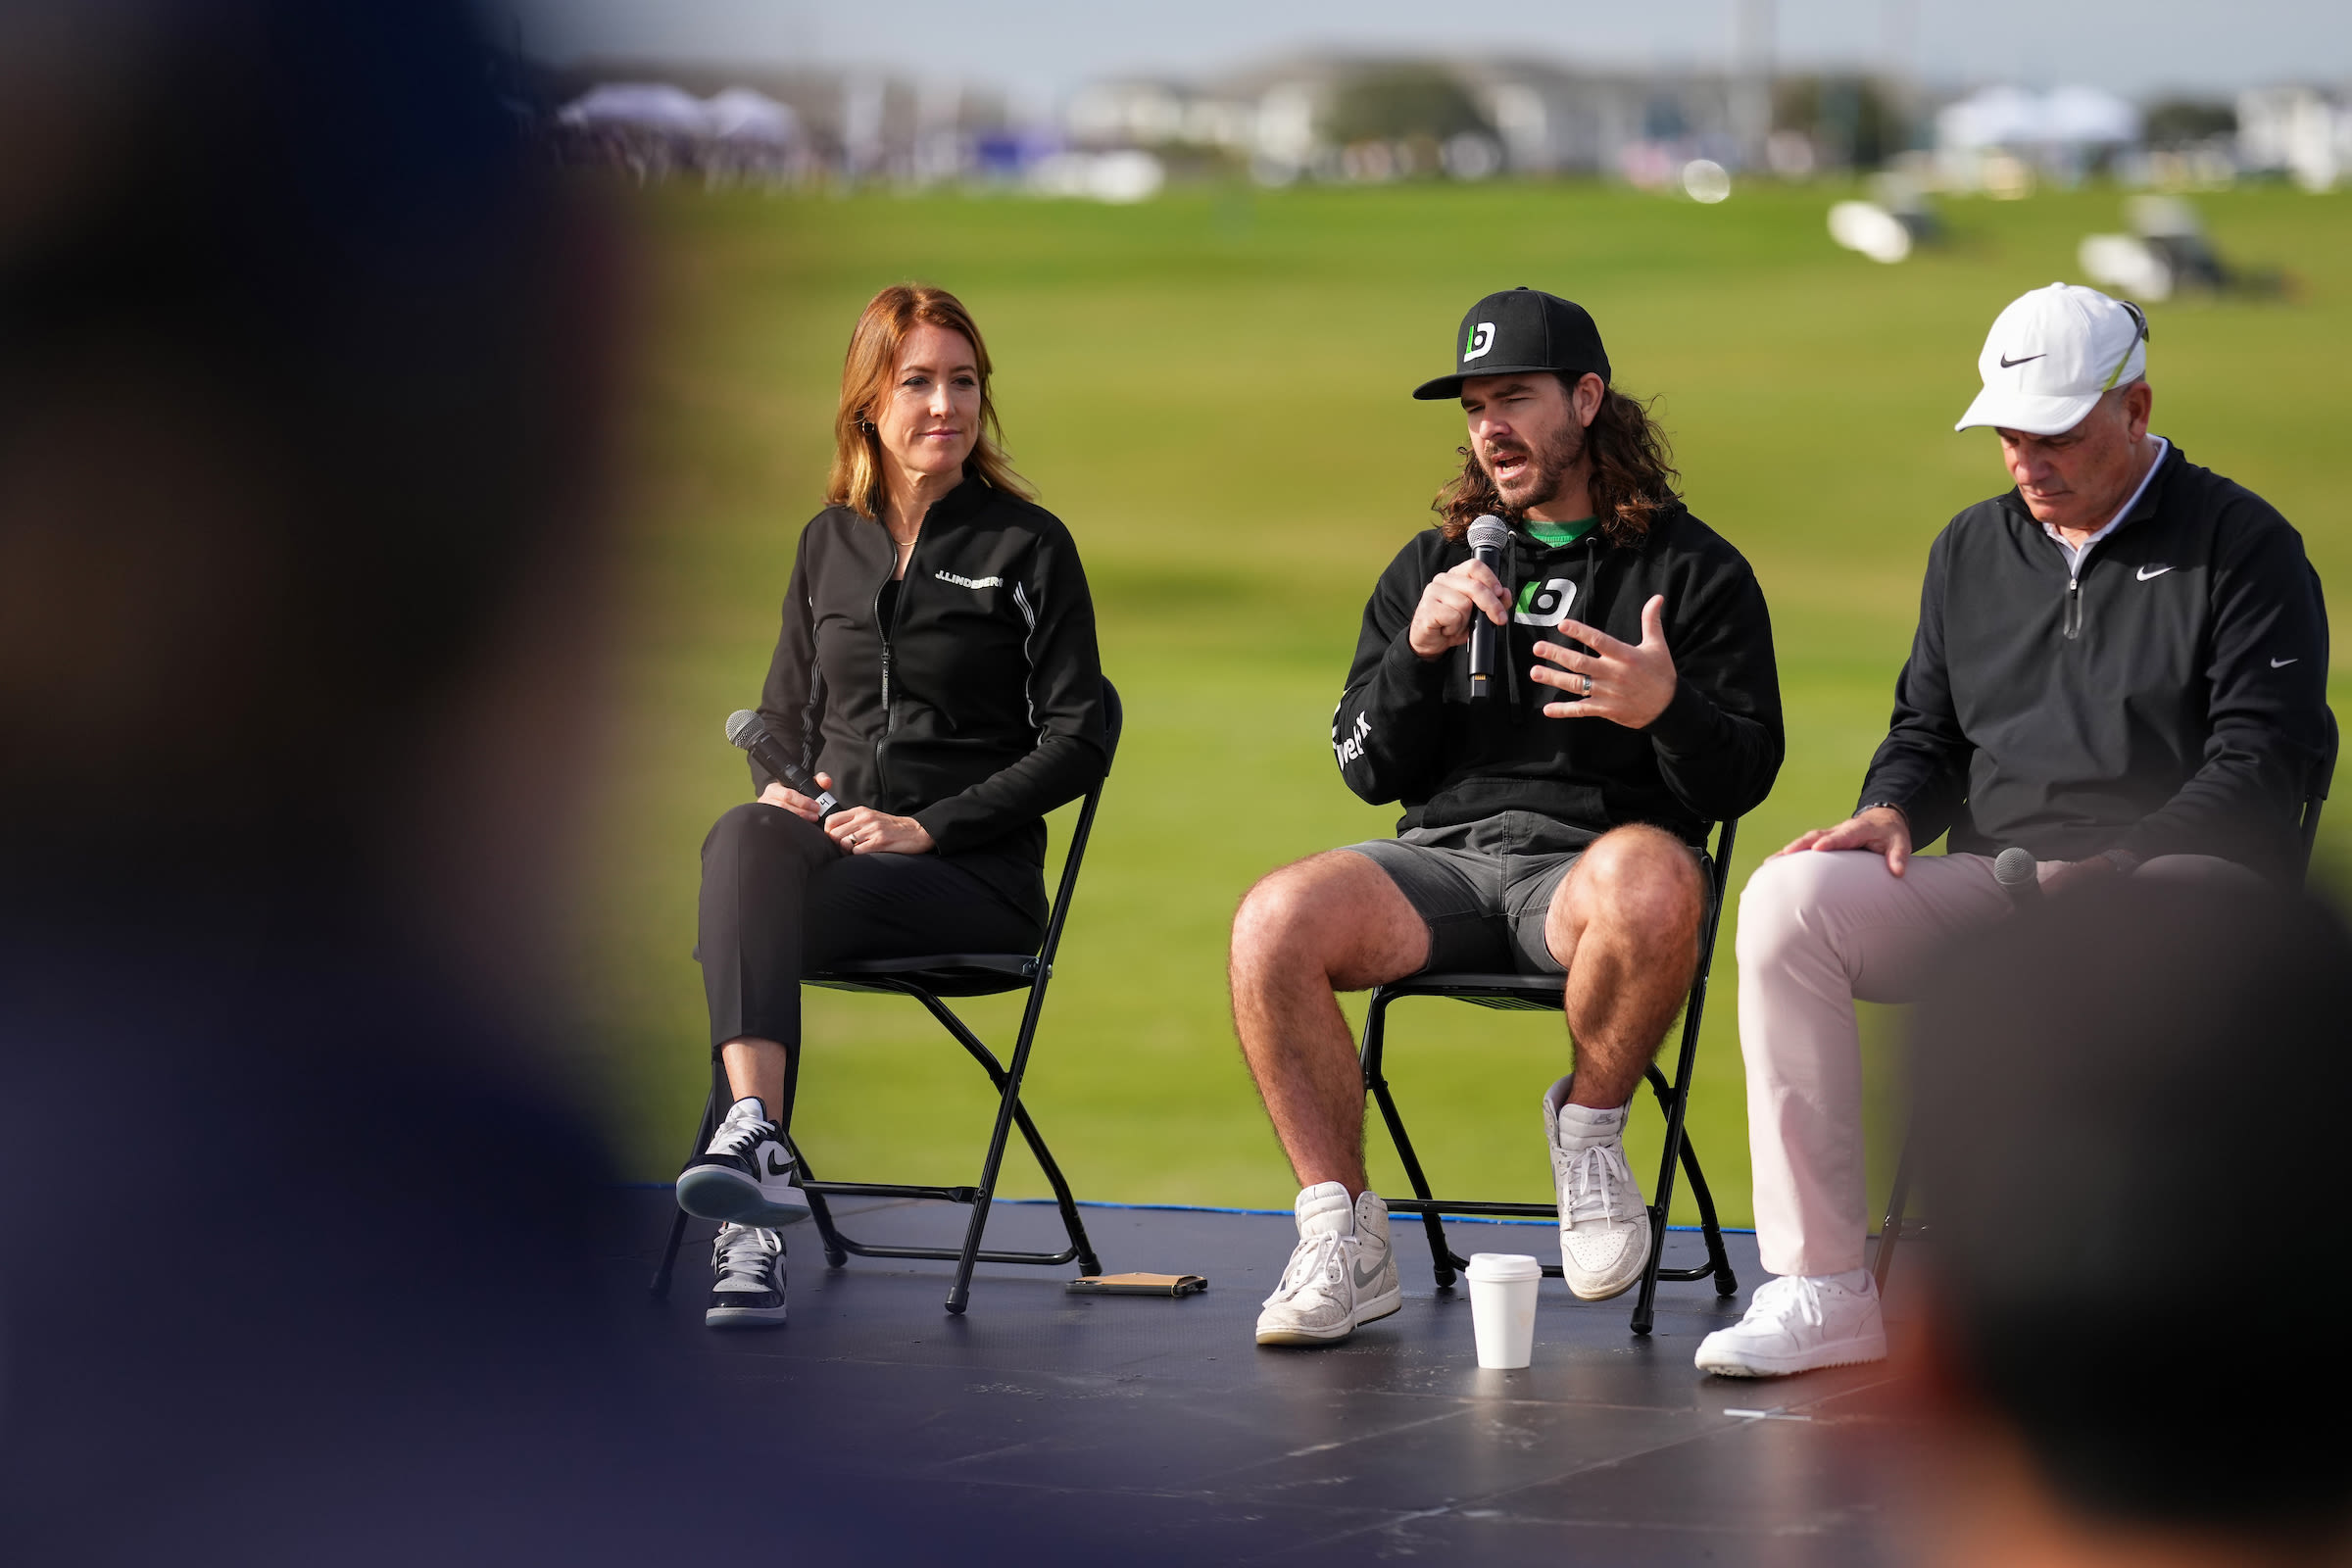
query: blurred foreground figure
[
  {"left": 1708, "top": 283, "right": 2331, "bottom": 1378},
  {"left": 0, "top": 4, "right": 1076, "bottom": 1562},
  {"left": 1905, "top": 883, "right": 2352, "bottom": 1567}
]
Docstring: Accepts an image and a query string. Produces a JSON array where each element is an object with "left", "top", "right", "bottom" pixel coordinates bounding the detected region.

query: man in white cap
[{"left": 1696, "top": 282, "right": 2331, "bottom": 1378}]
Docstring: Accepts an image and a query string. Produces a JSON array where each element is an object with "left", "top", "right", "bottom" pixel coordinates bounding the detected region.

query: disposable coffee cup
[{"left": 1465, "top": 1252, "right": 1541, "bottom": 1369}]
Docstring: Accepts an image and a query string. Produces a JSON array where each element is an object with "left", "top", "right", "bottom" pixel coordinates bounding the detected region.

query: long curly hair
[
  {"left": 826, "top": 283, "right": 1034, "bottom": 518},
  {"left": 1433, "top": 383, "right": 1681, "bottom": 547}
]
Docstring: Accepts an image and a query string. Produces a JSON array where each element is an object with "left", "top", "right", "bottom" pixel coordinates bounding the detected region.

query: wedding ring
[{"left": 1581, "top": 672, "right": 1593, "bottom": 696}]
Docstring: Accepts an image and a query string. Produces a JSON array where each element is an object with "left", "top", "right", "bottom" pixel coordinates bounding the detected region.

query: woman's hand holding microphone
[{"left": 758, "top": 774, "right": 934, "bottom": 856}]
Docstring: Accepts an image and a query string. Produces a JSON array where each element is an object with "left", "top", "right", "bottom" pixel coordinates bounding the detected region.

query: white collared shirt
[{"left": 2042, "top": 435, "right": 2169, "bottom": 575}]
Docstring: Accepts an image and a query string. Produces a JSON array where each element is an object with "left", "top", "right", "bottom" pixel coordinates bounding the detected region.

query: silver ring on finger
[{"left": 1581, "top": 672, "right": 1594, "bottom": 696}]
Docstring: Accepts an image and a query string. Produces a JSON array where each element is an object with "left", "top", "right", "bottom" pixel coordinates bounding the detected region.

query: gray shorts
[{"left": 1343, "top": 838, "right": 1587, "bottom": 977}]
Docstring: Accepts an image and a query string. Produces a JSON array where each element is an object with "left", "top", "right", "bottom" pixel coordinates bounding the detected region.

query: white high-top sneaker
[
  {"left": 1543, "top": 1075, "right": 1651, "bottom": 1301},
  {"left": 1694, "top": 1271, "right": 1888, "bottom": 1378},
  {"left": 1253, "top": 1183, "right": 1400, "bottom": 1346}
]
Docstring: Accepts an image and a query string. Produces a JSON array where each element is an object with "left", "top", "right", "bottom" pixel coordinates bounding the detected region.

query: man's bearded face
[{"left": 1480, "top": 412, "right": 1586, "bottom": 516}]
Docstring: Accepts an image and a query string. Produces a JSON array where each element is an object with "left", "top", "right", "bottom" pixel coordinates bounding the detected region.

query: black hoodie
[
  {"left": 1333, "top": 505, "right": 1784, "bottom": 850},
  {"left": 753, "top": 478, "right": 1106, "bottom": 917},
  {"left": 1858, "top": 442, "right": 2329, "bottom": 878}
]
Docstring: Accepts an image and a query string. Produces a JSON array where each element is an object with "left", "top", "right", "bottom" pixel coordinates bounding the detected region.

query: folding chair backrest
[
  {"left": 2298, "top": 706, "right": 2337, "bottom": 880},
  {"left": 1035, "top": 677, "right": 1121, "bottom": 973}
]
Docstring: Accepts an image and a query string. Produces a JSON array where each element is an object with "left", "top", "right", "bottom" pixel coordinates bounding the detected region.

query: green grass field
[{"left": 577, "top": 176, "right": 2352, "bottom": 1228}]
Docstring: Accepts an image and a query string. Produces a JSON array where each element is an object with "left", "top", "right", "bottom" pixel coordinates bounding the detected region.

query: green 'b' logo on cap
[{"left": 1462, "top": 321, "right": 1495, "bottom": 363}]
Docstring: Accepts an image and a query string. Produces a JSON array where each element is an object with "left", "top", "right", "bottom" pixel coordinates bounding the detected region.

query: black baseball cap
[{"left": 1411, "top": 286, "right": 1612, "bottom": 401}]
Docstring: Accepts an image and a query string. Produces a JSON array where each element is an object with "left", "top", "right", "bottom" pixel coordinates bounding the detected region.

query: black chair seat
[
  {"left": 809, "top": 954, "right": 1042, "bottom": 998},
  {"left": 1383, "top": 972, "right": 1564, "bottom": 1012}
]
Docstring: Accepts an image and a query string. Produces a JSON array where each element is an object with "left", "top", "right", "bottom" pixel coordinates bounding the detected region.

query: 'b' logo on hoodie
[{"left": 1513, "top": 578, "right": 1576, "bottom": 627}]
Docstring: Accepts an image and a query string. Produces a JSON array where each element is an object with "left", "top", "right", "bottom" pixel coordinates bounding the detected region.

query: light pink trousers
[{"left": 1735, "top": 848, "right": 2254, "bottom": 1276}]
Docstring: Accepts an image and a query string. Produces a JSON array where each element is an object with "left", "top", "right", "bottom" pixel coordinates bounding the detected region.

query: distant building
[
  {"left": 1065, "top": 58, "right": 1769, "bottom": 185},
  {"left": 2237, "top": 85, "right": 2352, "bottom": 191}
]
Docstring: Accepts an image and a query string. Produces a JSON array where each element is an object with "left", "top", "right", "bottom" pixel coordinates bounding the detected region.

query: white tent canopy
[
  {"left": 1938, "top": 85, "right": 2140, "bottom": 151},
  {"left": 557, "top": 82, "right": 802, "bottom": 146},
  {"left": 706, "top": 87, "right": 799, "bottom": 145}
]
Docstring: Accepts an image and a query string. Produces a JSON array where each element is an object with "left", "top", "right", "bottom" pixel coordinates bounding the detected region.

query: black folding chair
[
  {"left": 651, "top": 679, "right": 1121, "bottom": 1316},
  {"left": 1359, "top": 817, "right": 1742, "bottom": 1337},
  {"left": 1873, "top": 708, "right": 2339, "bottom": 1292}
]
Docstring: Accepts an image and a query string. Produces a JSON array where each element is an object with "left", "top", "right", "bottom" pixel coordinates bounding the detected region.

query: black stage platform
[{"left": 612, "top": 1190, "right": 1915, "bottom": 1564}]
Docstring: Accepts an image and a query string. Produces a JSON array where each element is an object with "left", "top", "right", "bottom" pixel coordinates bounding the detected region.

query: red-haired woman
[{"left": 676, "top": 285, "right": 1107, "bottom": 1328}]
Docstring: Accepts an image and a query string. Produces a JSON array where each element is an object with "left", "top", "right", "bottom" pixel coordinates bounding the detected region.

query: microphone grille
[
  {"left": 725, "top": 709, "right": 761, "bottom": 750},
  {"left": 1466, "top": 514, "right": 1509, "bottom": 552},
  {"left": 1994, "top": 846, "right": 2037, "bottom": 890}
]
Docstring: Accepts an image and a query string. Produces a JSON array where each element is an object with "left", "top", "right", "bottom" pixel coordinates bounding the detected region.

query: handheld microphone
[
  {"left": 1994, "top": 846, "right": 2039, "bottom": 906},
  {"left": 1466, "top": 514, "right": 1509, "bottom": 702},
  {"left": 726, "top": 710, "right": 841, "bottom": 816}
]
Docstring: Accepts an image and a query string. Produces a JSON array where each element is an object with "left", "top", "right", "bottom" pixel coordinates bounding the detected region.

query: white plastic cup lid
[{"left": 1465, "top": 1252, "right": 1542, "bottom": 1283}]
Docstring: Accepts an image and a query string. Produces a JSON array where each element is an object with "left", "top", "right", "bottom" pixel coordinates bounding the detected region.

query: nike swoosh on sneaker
[
  {"left": 1351, "top": 1255, "right": 1388, "bottom": 1290},
  {"left": 1998, "top": 352, "right": 2045, "bottom": 368},
  {"left": 2273, "top": 657, "right": 2300, "bottom": 668},
  {"left": 764, "top": 1149, "right": 793, "bottom": 1177},
  {"left": 2137, "top": 564, "right": 2173, "bottom": 580}
]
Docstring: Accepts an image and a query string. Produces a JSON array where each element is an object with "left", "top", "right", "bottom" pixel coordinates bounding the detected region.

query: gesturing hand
[
  {"left": 1531, "top": 595, "right": 1679, "bottom": 728},
  {"left": 1407, "top": 558, "right": 1512, "bottom": 661},
  {"left": 824, "top": 807, "right": 934, "bottom": 857},
  {"left": 1775, "top": 806, "right": 1913, "bottom": 878}
]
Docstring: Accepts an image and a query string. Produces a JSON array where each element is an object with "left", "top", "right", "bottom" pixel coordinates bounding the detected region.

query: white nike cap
[{"left": 1955, "top": 281, "right": 2149, "bottom": 435}]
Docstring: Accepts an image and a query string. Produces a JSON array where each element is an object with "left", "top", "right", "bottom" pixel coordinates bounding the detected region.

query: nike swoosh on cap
[
  {"left": 2137, "top": 564, "right": 2173, "bottom": 580},
  {"left": 1999, "top": 352, "right": 2046, "bottom": 368}
]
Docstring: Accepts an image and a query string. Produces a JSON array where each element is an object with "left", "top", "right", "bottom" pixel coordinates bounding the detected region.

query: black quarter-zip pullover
[
  {"left": 1860, "top": 442, "right": 2329, "bottom": 877},
  {"left": 753, "top": 478, "right": 1106, "bottom": 917}
]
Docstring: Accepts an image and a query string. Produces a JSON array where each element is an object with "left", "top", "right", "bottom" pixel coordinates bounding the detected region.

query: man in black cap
[{"left": 1233, "top": 287, "right": 1784, "bottom": 1346}]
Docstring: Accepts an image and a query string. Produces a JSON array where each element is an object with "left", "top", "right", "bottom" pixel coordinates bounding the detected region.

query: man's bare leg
[
  {"left": 1544, "top": 824, "right": 1708, "bottom": 1106},
  {"left": 1229, "top": 851, "right": 1429, "bottom": 1198}
]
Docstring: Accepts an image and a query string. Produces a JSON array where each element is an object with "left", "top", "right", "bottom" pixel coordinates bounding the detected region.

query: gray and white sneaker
[
  {"left": 1253, "top": 1182, "right": 1401, "bottom": 1347},
  {"left": 1695, "top": 1271, "right": 1887, "bottom": 1378},
  {"left": 706, "top": 1223, "right": 787, "bottom": 1328},
  {"left": 675, "top": 1097, "right": 812, "bottom": 1228},
  {"left": 1544, "top": 1076, "right": 1651, "bottom": 1301}
]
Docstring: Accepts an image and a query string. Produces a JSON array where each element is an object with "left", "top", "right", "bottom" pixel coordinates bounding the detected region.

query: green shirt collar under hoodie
[{"left": 1522, "top": 515, "right": 1596, "bottom": 549}]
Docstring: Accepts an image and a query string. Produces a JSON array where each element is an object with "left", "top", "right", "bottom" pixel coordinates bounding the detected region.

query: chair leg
[
  {"left": 1012, "top": 1102, "right": 1102, "bottom": 1278},
  {"left": 781, "top": 1129, "right": 851, "bottom": 1268},
  {"left": 1360, "top": 989, "right": 1457, "bottom": 1289},
  {"left": 945, "top": 977, "right": 1056, "bottom": 1315},
  {"left": 909, "top": 991, "right": 1102, "bottom": 1283},
  {"left": 650, "top": 1055, "right": 727, "bottom": 1303},
  {"left": 1632, "top": 988, "right": 1711, "bottom": 1337},
  {"left": 1874, "top": 1131, "right": 1916, "bottom": 1296},
  {"left": 1673, "top": 1125, "right": 1740, "bottom": 1298}
]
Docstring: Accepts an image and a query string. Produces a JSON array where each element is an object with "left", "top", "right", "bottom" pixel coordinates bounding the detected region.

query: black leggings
[{"left": 696, "top": 803, "right": 1045, "bottom": 1127}]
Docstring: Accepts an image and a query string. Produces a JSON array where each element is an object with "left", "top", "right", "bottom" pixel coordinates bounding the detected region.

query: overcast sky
[{"left": 503, "top": 0, "right": 2351, "bottom": 112}]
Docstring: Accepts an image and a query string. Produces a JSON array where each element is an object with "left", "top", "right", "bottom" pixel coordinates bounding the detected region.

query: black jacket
[
  {"left": 1859, "top": 442, "right": 2329, "bottom": 878},
  {"left": 753, "top": 478, "right": 1107, "bottom": 916},
  {"left": 1334, "top": 506, "right": 1784, "bottom": 849}
]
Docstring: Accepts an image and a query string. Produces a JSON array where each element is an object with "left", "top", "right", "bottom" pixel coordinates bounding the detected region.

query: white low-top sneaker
[
  {"left": 1543, "top": 1076, "right": 1651, "bottom": 1301},
  {"left": 1694, "top": 1271, "right": 1888, "bottom": 1378},
  {"left": 1253, "top": 1183, "right": 1400, "bottom": 1347}
]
